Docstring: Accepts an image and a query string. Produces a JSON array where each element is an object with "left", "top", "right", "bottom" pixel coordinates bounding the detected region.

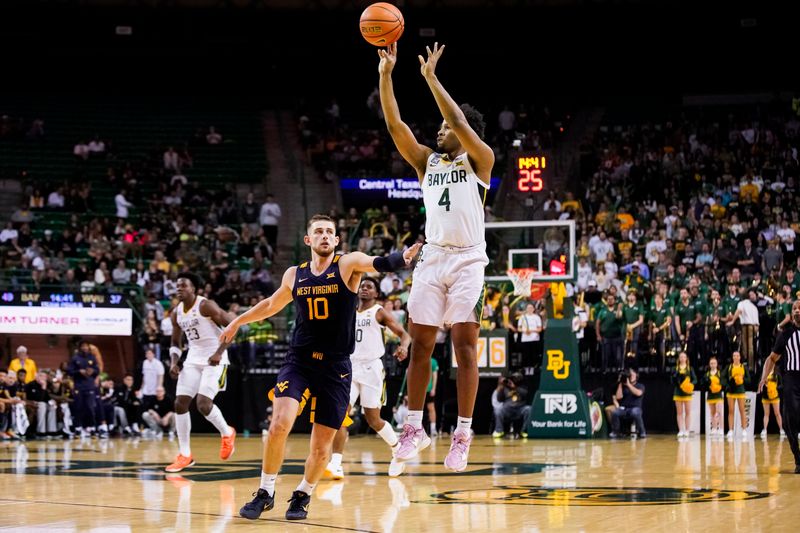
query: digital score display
[
  {"left": 516, "top": 154, "right": 547, "bottom": 193},
  {"left": 0, "top": 291, "right": 126, "bottom": 308}
]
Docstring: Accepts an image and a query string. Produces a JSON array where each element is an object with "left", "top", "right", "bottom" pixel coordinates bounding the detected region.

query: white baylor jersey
[
  {"left": 351, "top": 304, "right": 385, "bottom": 363},
  {"left": 422, "top": 152, "right": 488, "bottom": 248},
  {"left": 176, "top": 296, "right": 229, "bottom": 365}
]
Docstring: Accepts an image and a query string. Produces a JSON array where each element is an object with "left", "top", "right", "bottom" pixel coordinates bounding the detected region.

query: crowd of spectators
[{"left": 4, "top": 96, "right": 799, "bottom": 438}]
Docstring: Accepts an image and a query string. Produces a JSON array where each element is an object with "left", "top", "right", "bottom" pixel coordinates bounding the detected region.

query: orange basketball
[{"left": 359, "top": 2, "right": 404, "bottom": 47}]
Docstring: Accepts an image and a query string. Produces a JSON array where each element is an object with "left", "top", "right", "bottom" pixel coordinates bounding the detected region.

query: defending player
[
  {"left": 221, "top": 215, "right": 420, "bottom": 521},
  {"left": 324, "top": 277, "right": 412, "bottom": 480},
  {"left": 165, "top": 272, "right": 236, "bottom": 473},
  {"left": 378, "top": 42, "right": 494, "bottom": 471}
]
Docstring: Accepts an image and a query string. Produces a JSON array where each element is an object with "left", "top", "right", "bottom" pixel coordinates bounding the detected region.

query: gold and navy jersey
[{"left": 291, "top": 256, "right": 358, "bottom": 358}]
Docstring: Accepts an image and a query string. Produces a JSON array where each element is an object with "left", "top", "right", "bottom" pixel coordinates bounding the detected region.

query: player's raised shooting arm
[
  {"left": 378, "top": 42, "right": 433, "bottom": 176},
  {"left": 219, "top": 267, "right": 296, "bottom": 343},
  {"left": 419, "top": 42, "right": 495, "bottom": 183}
]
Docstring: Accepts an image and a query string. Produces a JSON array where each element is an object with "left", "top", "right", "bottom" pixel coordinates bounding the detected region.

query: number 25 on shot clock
[{"left": 516, "top": 153, "right": 546, "bottom": 193}]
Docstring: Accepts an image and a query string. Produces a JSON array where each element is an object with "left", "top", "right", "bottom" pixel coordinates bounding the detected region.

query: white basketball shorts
[
  {"left": 176, "top": 363, "right": 228, "bottom": 399},
  {"left": 407, "top": 242, "right": 489, "bottom": 328},
  {"left": 349, "top": 359, "right": 385, "bottom": 409}
]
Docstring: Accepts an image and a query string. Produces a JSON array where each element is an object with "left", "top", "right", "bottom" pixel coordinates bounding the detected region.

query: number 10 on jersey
[{"left": 306, "top": 297, "right": 329, "bottom": 320}]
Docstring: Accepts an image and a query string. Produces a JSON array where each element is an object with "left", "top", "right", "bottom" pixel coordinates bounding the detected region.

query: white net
[{"left": 507, "top": 268, "right": 537, "bottom": 297}]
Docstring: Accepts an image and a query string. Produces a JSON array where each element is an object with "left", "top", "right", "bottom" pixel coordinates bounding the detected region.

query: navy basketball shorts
[{"left": 274, "top": 349, "right": 352, "bottom": 429}]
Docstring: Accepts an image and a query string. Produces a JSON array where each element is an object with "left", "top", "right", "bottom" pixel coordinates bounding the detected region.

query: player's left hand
[
  {"left": 403, "top": 242, "right": 423, "bottom": 266},
  {"left": 208, "top": 352, "right": 222, "bottom": 366},
  {"left": 394, "top": 345, "right": 409, "bottom": 361},
  {"left": 418, "top": 42, "right": 444, "bottom": 79}
]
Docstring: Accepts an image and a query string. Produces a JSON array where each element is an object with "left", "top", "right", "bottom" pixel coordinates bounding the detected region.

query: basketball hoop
[{"left": 507, "top": 268, "right": 547, "bottom": 299}]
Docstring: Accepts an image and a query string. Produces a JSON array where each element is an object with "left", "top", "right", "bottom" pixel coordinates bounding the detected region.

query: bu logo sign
[
  {"left": 546, "top": 349, "right": 570, "bottom": 379},
  {"left": 542, "top": 393, "right": 577, "bottom": 414}
]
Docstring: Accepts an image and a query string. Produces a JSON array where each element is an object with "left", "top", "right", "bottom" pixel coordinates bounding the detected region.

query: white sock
[
  {"left": 430, "top": 422, "right": 437, "bottom": 434},
  {"left": 204, "top": 405, "right": 232, "bottom": 436},
  {"left": 296, "top": 477, "right": 316, "bottom": 495},
  {"left": 377, "top": 421, "right": 398, "bottom": 447},
  {"left": 407, "top": 411, "right": 423, "bottom": 429},
  {"left": 457, "top": 417, "right": 472, "bottom": 433},
  {"left": 99, "top": 423, "right": 108, "bottom": 432},
  {"left": 329, "top": 453, "right": 343, "bottom": 468},
  {"left": 176, "top": 412, "right": 191, "bottom": 457},
  {"left": 260, "top": 472, "right": 277, "bottom": 496}
]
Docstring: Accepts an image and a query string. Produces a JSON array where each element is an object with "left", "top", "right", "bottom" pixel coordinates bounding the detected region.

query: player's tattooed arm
[
  {"left": 378, "top": 42, "right": 433, "bottom": 177},
  {"left": 219, "top": 267, "right": 296, "bottom": 344},
  {"left": 377, "top": 307, "right": 411, "bottom": 361},
  {"left": 418, "top": 42, "right": 495, "bottom": 184}
]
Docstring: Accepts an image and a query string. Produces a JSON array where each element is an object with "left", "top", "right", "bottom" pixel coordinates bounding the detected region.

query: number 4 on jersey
[{"left": 438, "top": 187, "right": 451, "bottom": 212}]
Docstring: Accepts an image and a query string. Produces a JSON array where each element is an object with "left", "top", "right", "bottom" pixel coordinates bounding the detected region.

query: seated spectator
[
  {"left": 114, "top": 373, "right": 143, "bottom": 435},
  {"left": 9, "top": 346, "right": 37, "bottom": 383},
  {"left": 206, "top": 126, "right": 222, "bottom": 145},
  {"left": 163, "top": 146, "right": 180, "bottom": 171},
  {"left": 0, "top": 370, "right": 26, "bottom": 440},
  {"left": 48, "top": 372, "right": 74, "bottom": 437},
  {"left": 112, "top": 259, "right": 132, "bottom": 284},
  {"left": 47, "top": 187, "right": 65, "bottom": 210},
  {"left": 73, "top": 140, "right": 90, "bottom": 160},
  {"left": 26, "top": 371, "right": 57, "bottom": 439},
  {"left": 88, "top": 136, "right": 106, "bottom": 154},
  {"left": 29, "top": 189, "right": 45, "bottom": 209},
  {"left": 0, "top": 221, "right": 18, "bottom": 244},
  {"left": 142, "top": 386, "right": 175, "bottom": 436},
  {"left": 491, "top": 372, "right": 531, "bottom": 438},
  {"left": 609, "top": 368, "right": 646, "bottom": 438}
]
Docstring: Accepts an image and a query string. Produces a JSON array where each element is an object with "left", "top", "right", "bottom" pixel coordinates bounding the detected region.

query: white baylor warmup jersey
[
  {"left": 351, "top": 304, "right": 385, "bottom": 363},
  {"left": 176, "top": 296, "right": 229, "bottom": 365},
  {"left": 422, "top": 152, "right": 488, "bottom": 248}
]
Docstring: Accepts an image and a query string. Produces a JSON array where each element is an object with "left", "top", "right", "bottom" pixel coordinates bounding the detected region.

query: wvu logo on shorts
[
  {"left": 276, "top": 380, "right": 289, "bottom": 393},
  {"left": 313, "top": 351, "right": 324, "bottom": 360},
  {"left": 546, "top": 350, "right": 570, "bottom": 380}
]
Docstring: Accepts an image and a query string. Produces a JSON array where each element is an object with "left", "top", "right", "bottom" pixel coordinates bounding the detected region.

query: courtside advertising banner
[{"left": 0, "top": 306, "right": 133, "bottom": 336}]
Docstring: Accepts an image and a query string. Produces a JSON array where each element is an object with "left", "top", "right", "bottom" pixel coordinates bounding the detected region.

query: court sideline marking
[{"left": 0, "top": 497, "right": 379, "bottom": 533}]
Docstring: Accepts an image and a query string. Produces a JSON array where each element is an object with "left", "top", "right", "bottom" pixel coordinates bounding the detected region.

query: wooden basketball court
[{"left": 1, "top": 434, "right": 798, "bottom": 531}]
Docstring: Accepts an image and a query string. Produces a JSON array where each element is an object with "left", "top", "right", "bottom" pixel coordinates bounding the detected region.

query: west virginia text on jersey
[{"left": 291, "top": 256, "right": 358, "bottom": 358}]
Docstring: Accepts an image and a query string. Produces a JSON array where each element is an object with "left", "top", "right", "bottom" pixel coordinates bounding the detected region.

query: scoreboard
[
  {"left": 0, "top": 291, "right": 132, "bottom": 336},
  {"left": 1, "top": 291, "right": 127, "bottom": 308},
  {"left": 513, "top": 152, "right": 549, "bottom": 194}
]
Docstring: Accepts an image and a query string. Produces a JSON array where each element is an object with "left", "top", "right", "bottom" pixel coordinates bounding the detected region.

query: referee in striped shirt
[{"left": 760, "top": 300, "right": 800, "bottom": 473}]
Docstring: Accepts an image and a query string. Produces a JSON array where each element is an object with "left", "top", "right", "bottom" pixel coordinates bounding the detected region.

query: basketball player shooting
[
  {"left": 378, "top": 42, "right": 495, "bottom": 472},
  {"left": 165, "top": 272, "right": 237, "bottom": 473},
  {"left": 220, "top": 215, "right": 420, "bottom": 521}
]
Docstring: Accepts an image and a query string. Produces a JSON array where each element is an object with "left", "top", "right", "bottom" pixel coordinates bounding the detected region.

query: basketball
[{"left": 359, "top": 2, "right": 404, "bottom": 47}]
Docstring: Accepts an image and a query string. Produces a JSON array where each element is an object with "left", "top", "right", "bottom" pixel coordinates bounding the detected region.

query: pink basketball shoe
[
  {"left": 444, "top": 428, "right": 472, "bottom": 472},
  {"left": 394, "top": 424, "right": 431, "bottom": 461}
]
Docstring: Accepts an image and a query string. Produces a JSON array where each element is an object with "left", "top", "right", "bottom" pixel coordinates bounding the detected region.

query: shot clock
[{"left": 515, "top": 153, "right": 548, "bottom": 193}]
